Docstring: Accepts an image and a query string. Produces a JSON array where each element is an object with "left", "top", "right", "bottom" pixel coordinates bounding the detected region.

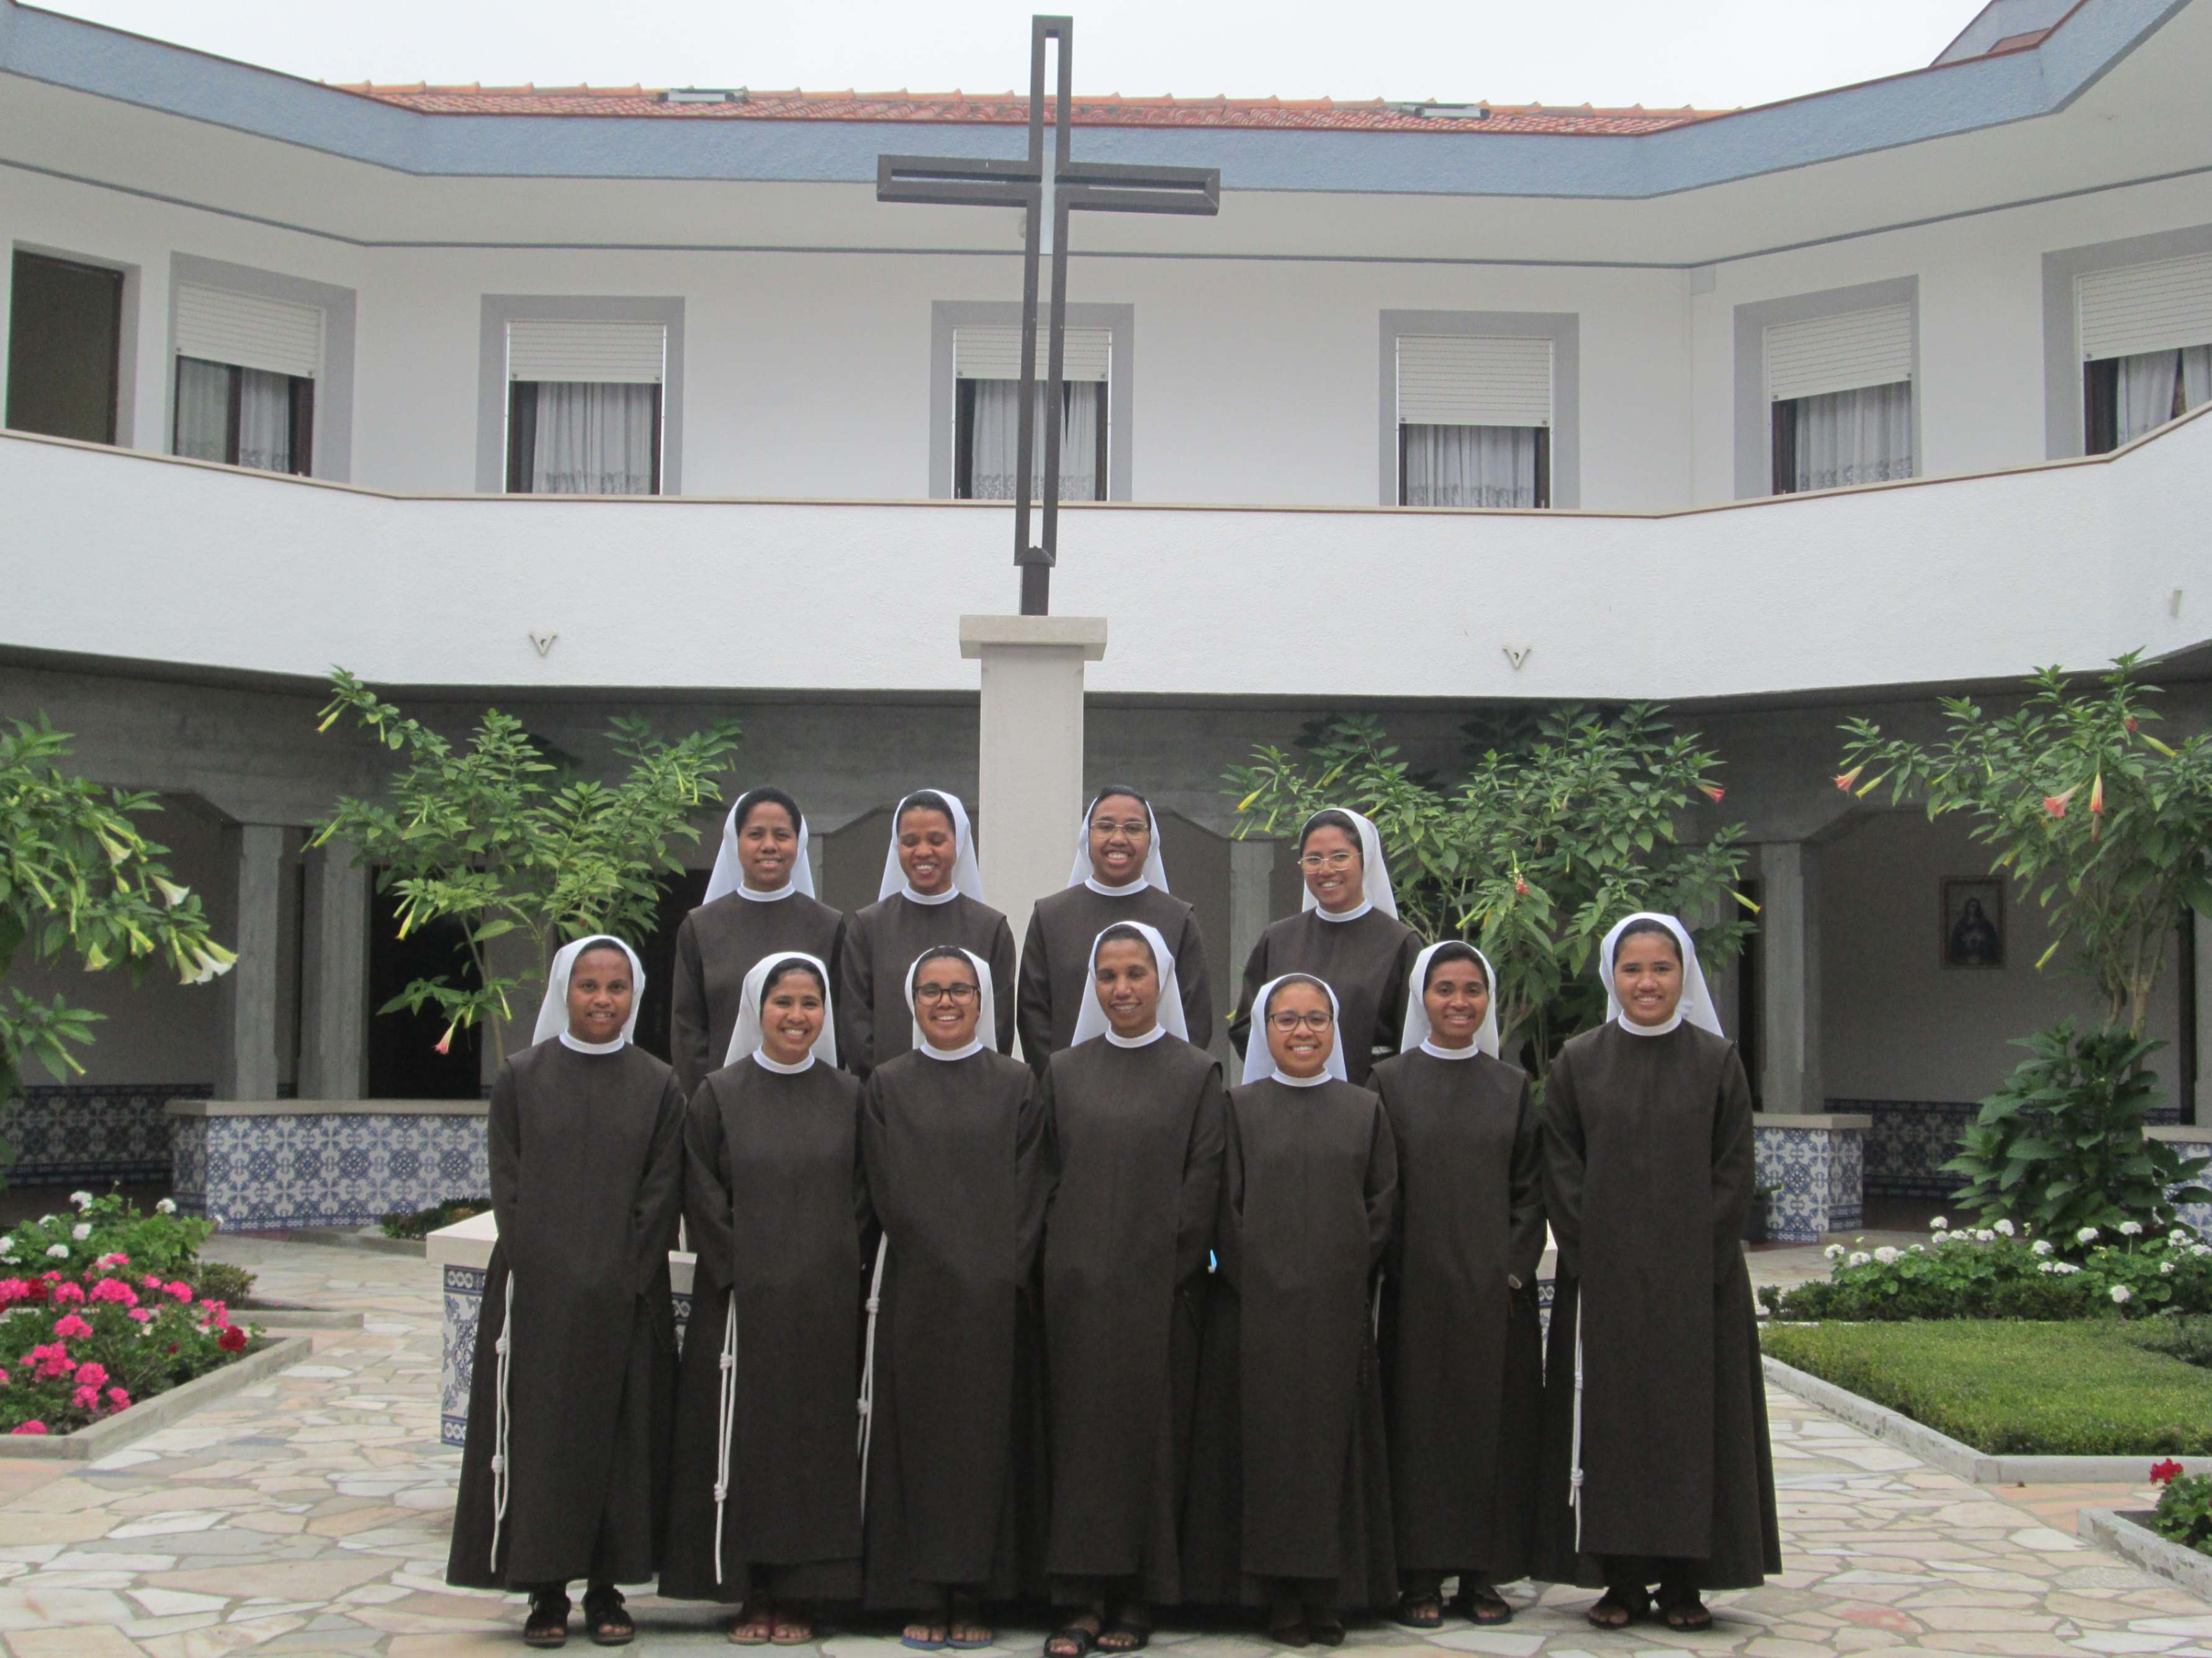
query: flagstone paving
[{"left": 0, "top": 1236, "right": 2197, "bottom": 1657}]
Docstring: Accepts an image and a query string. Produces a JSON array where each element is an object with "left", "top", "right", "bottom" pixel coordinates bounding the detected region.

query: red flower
[
  {"left": 2151, "top": 1458, "right": 2185, "bottom": 1485},
  {"left": 10, "top": 1422, "right": 47, "bottom": 1436},
  {"left": 1699, "top": 782, "right": 1727, "bottom": 802},
  {"left": 50, "top": 1282, "right": 84, "bottom": 1306},
  {"left": 73, "top": 1361, "right": 107, "bottom": 1389},
  {"left": 2126, "top": 717, "right": 2140, "bottom": 733},
  {"left": 2043, "top": 786, "right": 2079, "bottom": 818},
  {"left": 1514, "top": 877, "right": 1529, "bottom": 896},
  {"left": 51, "top": 1313, "right": 92, "bottom": 1341},
  {"left": 106, "top": 1387, "right": 131, "bottom": 1410},
  {"left": 217, "top": 1325, "right": 249, "bottom": 1353},
  {"left": 1835, "top": 766, "right": 1864, "bottom": 792}
]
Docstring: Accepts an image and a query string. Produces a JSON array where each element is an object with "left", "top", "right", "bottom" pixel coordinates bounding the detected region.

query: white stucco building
[{"left": 3, "top": 0, "right": 2210, "bottom": 1226}]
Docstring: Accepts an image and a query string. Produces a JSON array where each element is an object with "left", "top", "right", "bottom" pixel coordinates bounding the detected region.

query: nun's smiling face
[
  {"left": 737, "top": 800, "right": 799, "bottom": 892},
  {"left": 1613, "top": 930, "right": 1685, "bottom": 1027},
  {"left": 914, "top": 956, "right": 982, "bottom": 1050},
  {"left": 1092, "top": 936, "right": 1161, "bottom": 1037},
  {"left": 760, "top": 967, "right": 825, "bottom": 1066},
  {"left": 1087, "top": 794, "right": 1152, "bottom": 888},
  {"left": 1424, "top": 957, "right": 1488, "bottom": 1050},
  {"left": 1298, "top": 824, "right": 1365, "bottom": 913},
  {"left": 1265, "top": 980, "right": 1335, "bottom": 1078},
  {"left": 897, "top": 807, "right": 958, "bottom": 897},
  {"left": 566, "top": 946, "right": 633, "bottom": 1044}
]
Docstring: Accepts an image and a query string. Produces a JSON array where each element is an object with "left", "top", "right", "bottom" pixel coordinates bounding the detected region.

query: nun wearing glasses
[
  {"left": 660, "top": 952, "right": 868, "bottom": 1645},
  {"left": 669, "top": 787, "right": 846, "bottom": 1101},
  {"left": 1016, "top": 787, "right": 1215, "bottom": 1077},
  {"left": 1532, "top": 913, "right": 1778, "bottom": 1634},
  {"left": 1184, "top": 975, "right": 1397, "bottom": 1648},
  {"left": 447, "top": 936, "right": 687, "bottom": 1651},
  {"left": 1369, "top": 943, "right": 1544, "bottom": 1630},
  {"left": 1227, "top": 809, "right": 1420, "bottom": 1086}
]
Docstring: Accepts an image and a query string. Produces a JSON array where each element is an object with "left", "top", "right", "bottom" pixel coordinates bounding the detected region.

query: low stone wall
[
  {"left": 1841, "top": 1098, "right": 2196, "bottom": 1202},
  {"left": 2, "top": 1082, "right": 210, "bottom": 1185},
  {"left": 2149, "top": 1127, "right": 2212, "bottom": 1237},
  {"left": 168, "top": 1098, "right": 489, "bottom": 1231},
  {"left": 1754, "top": 1113, "right": 1869, "bottom": 1242}
]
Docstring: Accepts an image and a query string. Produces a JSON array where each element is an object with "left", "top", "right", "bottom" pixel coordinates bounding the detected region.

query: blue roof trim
[{"left": 0, "top": 0, "right": 2191, "bottom": 199}]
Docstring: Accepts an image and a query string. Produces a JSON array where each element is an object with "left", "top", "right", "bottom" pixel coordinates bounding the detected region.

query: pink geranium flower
[
  {"left": 73, "top": 1361, "right": 108, "bottom": 1389},
  {"left": 89, "top": 1279, "right": 137, "bottom": 1307},
  {"left": 11, "top": 1422, "right": 47, "bottom": 1436},
  {"left": 50, "top": 1282, "right": 86, "bottom": 1306},
  {"left": 97, "top": 1253, "right": 130, "bottom": 1268},
  {"left": 165, "top": 1283, "right": 193, "bottom": 1302},
  {"left": 51, "top": 1314, "right": 93, "bottom": 1341},
  {"left": 127, "top": 1308, "right": 153, "bottom": 1324},
  {"left": 0, "top": 1279, "right": 29, "bottom": 1304},
  {"left": 71, "top": 1384, "right": 100, "bottom": 1411},
  {"left": 106, "top": 1387, "right": 130, "bottom": 1410}
]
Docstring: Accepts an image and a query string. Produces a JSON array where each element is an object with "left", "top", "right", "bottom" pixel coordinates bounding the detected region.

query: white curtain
[
  {"left": 1401, "top": 423, "right": 1540, "bottom": 508},
  {"left": 2116, "top": 346, "right": 2212, "bottom": 444},
  {"left": 966, "top": 380, "right": 1101, "bottom": 501},
  {"left": 235, "top": 368, "right": 292, "bottom": 475},
  {"left": 531, "top": 381, "right": 658, "bottom": 495},
  {"left": 173, "top": 357, "right": 230, "bottom": 463},
  {"left": 1791, "top": 380, "right": 1915, "bottom": 491},
  {"left": 2187, "top": 345, "right": 2212, "bottom": 415}
]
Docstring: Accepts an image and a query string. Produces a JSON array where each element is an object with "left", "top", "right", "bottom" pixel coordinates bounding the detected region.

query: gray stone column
[
  {"left": 214, "top": 823, "right": 286, "bottom": 1101},
  {"left": 1756, "top": 840, "right": 1825, "bottom": 1115},
  {"left": 298, "top": 841, "right": 368, "bottom": 1099}
]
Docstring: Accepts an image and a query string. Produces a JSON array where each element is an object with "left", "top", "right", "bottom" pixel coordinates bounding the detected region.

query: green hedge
[{"left": 1761, "top": 1320, "right": 2212, "bottom": 1456}]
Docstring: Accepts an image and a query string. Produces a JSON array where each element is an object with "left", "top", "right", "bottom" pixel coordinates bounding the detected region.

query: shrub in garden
[
  {"left": 380, "top": 1195, "right": 489, "bottom": 1240},
  {"left": 0, "top": 1191, "right": 253, "bottom": 1302},
  {"left": 2127, "top": 1316, "right": 2212, "bottom": 1371},
  {"left": 2151, "top": 1460, "right": 2211, "bottom": 1556},
  {"left": 0, "top": 1255, "right": 261, "bottom": 1435}
]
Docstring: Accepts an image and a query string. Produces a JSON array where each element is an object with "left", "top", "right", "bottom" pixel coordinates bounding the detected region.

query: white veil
[
  {"left": 532, "top": 934, "right": 647, "bottom": 1046},
  {"left": 724, "top": 951, "right": 839, "bottom": 1069},
  {"left": 1069, "top": 920, "right": 1189, "bottom": 1047},
  {"left": 1298, "top": 807, "right": 1399, "bottom": 920},
  {"left": 1401, "top": 940, "right": 1501, "bottom": 1057},
  {"left": 1241, "top": 973, "right": 1348, "bottom": 1085},
  {"left": 701, "top": 791, "right": 816, "bottom": 905},
  {"left": 904, "top": 946, "right": 998, "bottom": 1054},
  {"left": 878, "top": 790, "right": 987, "bottom": 903},
  {"left": 1064, "top": 791, "right": 1171, "bottom": 891},
  {"left": 1598, "top": 912, "right": 1724, "bottom": 1036}
]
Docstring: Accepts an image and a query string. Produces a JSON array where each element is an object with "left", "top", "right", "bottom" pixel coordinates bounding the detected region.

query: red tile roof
[{"left": 331, "top": 84, "right": 1726, "bottom": 134}]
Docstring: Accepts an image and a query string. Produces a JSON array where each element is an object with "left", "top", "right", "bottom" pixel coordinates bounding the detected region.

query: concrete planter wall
[
  {"left": 1753, "top": 1112, "right": 1869, "bottom": 1242},
  {"left": 168, "top": 1098, "right": 490, "bottom": 1230}
]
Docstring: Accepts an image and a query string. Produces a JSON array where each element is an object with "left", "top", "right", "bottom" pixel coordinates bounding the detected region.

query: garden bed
[
  {"left": 0, "top": 1334, "right": 309, "bottom": 1461},
  {"left": 2077, "top": 1508, "right": 2212, "bottom": 1599}
]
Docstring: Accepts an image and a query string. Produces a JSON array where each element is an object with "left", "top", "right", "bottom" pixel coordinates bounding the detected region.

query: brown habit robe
[
  {"left": 860, "top": 1047, "right": 1048, "bottom": 1608},
  {"left": 1182, "top": 1077, "right": 1398, "bottom": 1609},
  {"left": 1533, "top": 1021, "right": 1781, "bottom": 1590},
  {"left": 1228, "top": 910, "right": 1421, "bottom": 1086},
  {"left": 447, "top": 1041, "right": 686, "bottom": 1591},
  {"left": 839, "top": 892, "right": 1017, "bottom": 1075},
  {"left": 668, "top": 890, "right": 845, "bottom": 1100},
  {"left": 1038, "top": 1034, "right": 1227, "bottom": 1600},
  {"left": 1016, "top": 885, "right": 1215, "bottom": 1075},
  {"left": 1370, "top": 1047, "right": 1545, "bottom": 1585},
  {"left": 660, "top": 1057, "right": 870, "bottom": 1605}
]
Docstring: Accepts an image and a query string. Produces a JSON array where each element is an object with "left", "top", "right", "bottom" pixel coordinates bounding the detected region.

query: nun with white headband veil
[
  {"left": 1532, "top": 914, "right": 1778, "bottom": 1633},
  {"left": 840, "top": 789, "right": 1017, "bottom": 1075},
  {"left": 1368, "top": 943, "right": 1544, "bottom": 1629},
  {"left": 1016, "top": 786, "right": 1215, "bottom": 1077},
  {"left": 1184, "top": 974, "right": 1397, "bottom": 1646},
  {"left": 660, "top": 953, "right": 867, "bottom": 1643},
  {"left": 670, "top": 787, "right": 845, "bottom": 1101},
  {"left": 1036, "top": 922, "right": 1226, "bottom": 1654},
  {"left": 860, "top": 946, "right": 1046, "bottom": 1651},
  {"left": 1228, "top": 809, "right": 1421, "bottom": 1087},
  {"left": 447, "top": 936, "right": 687, "bottom": 1651}
]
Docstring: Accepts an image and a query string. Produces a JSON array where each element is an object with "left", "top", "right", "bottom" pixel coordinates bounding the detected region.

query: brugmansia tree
[
  {"left": 0, "top": 716, "right": 235, "bottom": 1111},
  {"left": 1226, "top": 707, "right": 1753, "bottom": 1075},
  {"left": 312, "top": 670, "right": 740, "bottom": 1060}
]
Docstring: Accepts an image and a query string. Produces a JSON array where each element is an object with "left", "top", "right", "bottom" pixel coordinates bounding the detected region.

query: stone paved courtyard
[{"left": 0, "top": 1236, "right": 2201, "bottom": 1657}]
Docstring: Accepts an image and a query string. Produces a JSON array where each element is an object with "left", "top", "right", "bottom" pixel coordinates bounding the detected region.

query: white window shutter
[
  {"left": 2078, "top": 253, "right": 2212, "bottom": 362},
  {"left": 507, "top": 321, "right": 666, "bottom": 383},
  {"left": 1395, "top": 336, "right": 1552, "bottom": 427},
  {"left": 954, "top": 325, "right": 1112, "bottom": 383},
  {"left": 174, "top": 284, "right": 321, "bottom": 380},
  {"left": 1765, "top": 306, "right": 1913, "bottom": 401}
]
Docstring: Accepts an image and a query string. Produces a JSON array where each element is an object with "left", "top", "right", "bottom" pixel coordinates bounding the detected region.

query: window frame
[
  {"left": 929, "top": 302, "right": 1133, "bottom": 501},
  {"left": 2043, "top": 225, "right": 2212, "bottom": 459},
  {"left": 1378, "top": 311, "right": 1578, "bottom": 509},
  {"left": 7, "top": 244, "right": 135, "bottom": 447},
  {"left": 171, "top": 355, "right": 316, "bottom": 475},
  {"left": 1732, "top": 277, "right": 1920, "bottom": 500},
  {"left": 166, "top": 255, "right": 354, "bottom": 480},
  {"left": 477, "top": 296, "right": 685, "bottom": 494}
]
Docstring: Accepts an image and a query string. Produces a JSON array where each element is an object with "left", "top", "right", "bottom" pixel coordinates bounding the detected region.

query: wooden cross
[{"left": 878, "top": 16, "right": 1220, "bottom": 614}]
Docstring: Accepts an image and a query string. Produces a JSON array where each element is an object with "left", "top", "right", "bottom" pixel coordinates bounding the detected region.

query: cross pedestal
[{"left": 960, "top": 613, "right": 1107, "bottom": 994}]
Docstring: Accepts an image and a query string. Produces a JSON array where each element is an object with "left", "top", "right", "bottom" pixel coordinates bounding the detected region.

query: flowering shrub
[
  {"left": 0, "top": 1254, "right": 261, "bottom": 1435},
  {"left": 1760, "top": 1216, "right": 2212, "bottom": 1322},
  {"left": 0, "top": 1192, "right": 248, "bottom": 1302},
  {"left": 2150, "top": 1459, "right": 2212, "bottom": 1556}
]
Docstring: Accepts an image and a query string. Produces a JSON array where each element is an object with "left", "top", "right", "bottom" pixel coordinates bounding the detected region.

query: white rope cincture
[
  {"left": 488, "top": 1272, "right": 515, "bottom": 1573},
  {"left": 858, "top": 1235, "right": 888, "bottom": 1518},
  {"left": 1370, "top": 1271, "right": 1383, "bottom": 1344},
  {"left": 712, "top": 1289, "right": 738, "bottom": 1585},
  {"left": 1568, "top": 1297, "right": 1586, "bottom": 1554}
]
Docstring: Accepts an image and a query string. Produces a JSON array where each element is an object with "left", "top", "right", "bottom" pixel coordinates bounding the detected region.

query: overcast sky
[{"left": 40, "top": 1, "right": 1990, "bottom": 110}]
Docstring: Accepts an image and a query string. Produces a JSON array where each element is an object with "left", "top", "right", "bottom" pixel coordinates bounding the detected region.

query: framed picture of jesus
[{"left": 1941, "top": 878, "right": 2004, "bottom": 970}]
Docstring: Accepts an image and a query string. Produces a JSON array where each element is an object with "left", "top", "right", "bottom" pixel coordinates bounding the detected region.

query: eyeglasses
[
  {"left": 915, "top": 984, "right": 979, "bottom": 1005},
  {"left": 1090, "top": 819, "right": 1151, "bottom": 838},
  {"left": 1267, "top": 1010, "right": 1335, "bottom": 1033},
  {"left": 1295, "top": 850, "right": 1357, "bottom": 872}
]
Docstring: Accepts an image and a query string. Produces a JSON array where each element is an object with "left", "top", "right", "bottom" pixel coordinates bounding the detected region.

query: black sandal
[
  {"left": 1392, "top": 1592, "right": 1444, "bottom": 1629},
  {"left": 1457, "top": 1583, "right": 1513, "bottom": 1625},
  {"left": 1046, "top": 1623, "right": 1098, "bottom": 1658},
  {"left": 1097, "top": 1621, "right": 1150, "bottom": 1653},
  {"left": 1305, "top": 1609, "right": 1345, "bottom": 1648},
  {"left": 1587, "top": 1587, "right": 1650, "bottom": 1629},
  {"left": 1266, "top": 1607, "right": 1311, "bottom": 1649},
  {"left": 525, "top": 1590, "right": 572, "bottom": 1648},
  {"left": 1658, "top": 1587, "right": 1713, "bottom": 1631},
  {"left": 582, "top": 1586, "right": 634, "bottom": 1647}
]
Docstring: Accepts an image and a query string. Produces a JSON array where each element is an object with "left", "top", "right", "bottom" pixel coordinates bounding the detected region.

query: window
[
  {"left": 6, "top": 250, "right": 124, "bottom": 445},
  {"left": 171, "top": 284, "right": 319, "bottom": 475},
  {"left": 1766, "top": 304, "right": 1915, "bottom": 493},
  {"left": 2079, "top": 251, "right": 2212, "bottom": 453},
  {"left": 952, "top": 325, "right": 1108, "bottom": 501},
  {"left": 1393, "top": 334, "right": 1552, "bottom": 508},
  {"left": 504, "top": 320, "right": 665, "bottom": 495}
]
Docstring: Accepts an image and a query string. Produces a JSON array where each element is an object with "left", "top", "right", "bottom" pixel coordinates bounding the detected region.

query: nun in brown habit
[
  {"left": 1533, "top": 913, "right": 1781, "bottom": 1631},
  {"left": 1184, "top": 974, "right": 1397, "bottom": 1648},
  {"left": 860, "top": 946, "right": 1048, "bottom": 1649},
  {"left": 1227, "top": 809, "right": 1421, "bottom": 1087},
  {"left": 1039, "top": 922, "right": 1225, "bottom": 1657},
  {"left": 1369, "top": 942, "right": 1544, "bottom": 1628},
  {"left": 669, "top": 787, "right": 846, "bottom": 1101},
  {"left": 840, "top": 791, "right": 1018, "bottom": 1075},
  {"left": 660, "top": 952, "right": 868, "bottom": 1643},
  {"left": 447, "top": 936, "right": 687, "bottom": 1650},
  {"left": 1015, "top": 789, "right": 1214, "bottom": 1075}
]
